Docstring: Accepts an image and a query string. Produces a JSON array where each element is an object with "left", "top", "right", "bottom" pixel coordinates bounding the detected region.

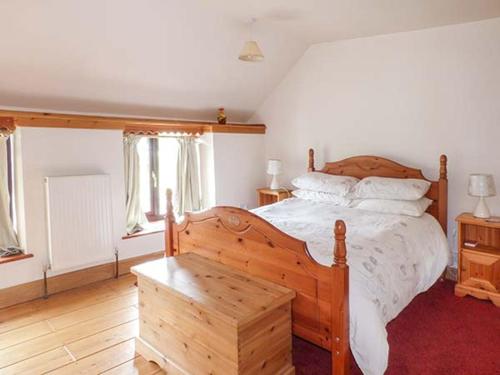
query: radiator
[{"left": 45, "top": 174, "right": 114, "bottom": 272}]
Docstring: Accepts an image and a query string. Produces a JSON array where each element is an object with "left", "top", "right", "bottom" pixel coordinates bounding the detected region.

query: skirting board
[{"left": 0, "top": 251, "right": 164, "bottom": 309}]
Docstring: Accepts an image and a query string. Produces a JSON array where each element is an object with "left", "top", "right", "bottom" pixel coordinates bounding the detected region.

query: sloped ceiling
[{"left": 1, "top": 0, "right": 499, "bottom": 122}]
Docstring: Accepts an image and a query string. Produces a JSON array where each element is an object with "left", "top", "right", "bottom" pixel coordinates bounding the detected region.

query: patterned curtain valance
[{"left": 0, "top": 117, "right": 15, "bottom": 137}]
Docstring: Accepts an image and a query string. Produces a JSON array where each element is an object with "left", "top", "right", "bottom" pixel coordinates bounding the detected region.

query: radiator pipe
[
  {"left": 43, "top": 265, "right": 49, "bottom": 299},
  {"left": 114, "top": 248, "right": 119, "bottom": 279}
]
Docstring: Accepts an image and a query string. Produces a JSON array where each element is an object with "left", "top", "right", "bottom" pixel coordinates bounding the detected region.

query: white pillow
[
  {"left": 292, "top": 189, "right": 351, "bottom": 206},
  {"left": 291, "top": 172, "right": 359, "bottom": 197},
  {"left": 351, "top": 197, "right": 433, "bottom": 217},
  {"left": 352, "top": 176, "right": 431, "bottom": 200}
]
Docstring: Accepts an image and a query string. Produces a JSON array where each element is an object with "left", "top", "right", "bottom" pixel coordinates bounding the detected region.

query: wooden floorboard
[
  {"left": 0, "top": 274, "right": 164, "bottom": 374},
  {"left": 0, "top": 320, "right": 53, "bottom": 350},
  {"left": 101, "top": 356, "right": 163, "bottom": 375},
  {"left": 0, "top": 274, "right": 137, "bottom": 334},
  {"left": 0, "top": 346, "right": 74, "bottom": 375},
  {"left": 46, "top": 339, "right": 138, "bottom": 374}
]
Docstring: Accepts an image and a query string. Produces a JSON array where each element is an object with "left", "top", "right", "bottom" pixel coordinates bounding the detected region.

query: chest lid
[{"left": 132, "top": 252, "right": 295, "bottom": 327}]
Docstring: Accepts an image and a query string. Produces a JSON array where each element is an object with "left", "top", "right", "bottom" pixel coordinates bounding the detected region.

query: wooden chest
[{"left": 131, "top": 253, "right": 296, "bottom": 375}]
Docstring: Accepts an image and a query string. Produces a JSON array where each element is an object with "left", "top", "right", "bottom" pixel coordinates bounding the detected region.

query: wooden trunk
[{"left": 132, "top": 254, "right": 296, "bottom": 375}]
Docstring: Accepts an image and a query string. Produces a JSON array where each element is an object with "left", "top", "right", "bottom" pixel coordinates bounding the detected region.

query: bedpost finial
[
  {"left": 308, "top": 148, "right": 315, "bottom": 172},
  {"left": 440, "top": 154, "right": 447, "bottom": 179},
  {"left": 333, "top": 220, "right": 347, "bottom": 266}
]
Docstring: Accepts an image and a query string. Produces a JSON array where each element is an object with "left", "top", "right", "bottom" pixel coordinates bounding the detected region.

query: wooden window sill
[
  {"left": 0, "top": 253, "right": 33, "bottom": 265},
  {"left": 122, "top": 221, "right": 165, "bottom": 240}
]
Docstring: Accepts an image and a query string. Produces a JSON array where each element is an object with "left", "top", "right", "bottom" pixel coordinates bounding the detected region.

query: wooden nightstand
[
  {"left": 455, "top": 213, "right": 500, "bottom": 306},
  {"left": 257, "top": 188, "right": 292, "bottom": 207}
]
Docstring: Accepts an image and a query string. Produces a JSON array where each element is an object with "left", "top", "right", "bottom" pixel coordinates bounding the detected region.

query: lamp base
[
  {"left": 270, "top": 175, "right": 279, "bottom": 190},
  {"left": 473, "top": 197, "right": 491, "bottom": 219}
]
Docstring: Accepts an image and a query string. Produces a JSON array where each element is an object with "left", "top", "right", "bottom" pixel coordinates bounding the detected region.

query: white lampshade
[
  {"left": 238, "top": 41, "right": 264, "bottom": 62},
  {"left": 468, "top": 174, "right": 496, "bottom": 197},
  {"left": 267, "top": 159, "right": 283, "bottom": 175}
]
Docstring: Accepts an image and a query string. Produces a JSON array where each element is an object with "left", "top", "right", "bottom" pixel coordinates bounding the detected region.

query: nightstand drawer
[{"left": 460, "top": 249, "right": 500, "bottom": 292}]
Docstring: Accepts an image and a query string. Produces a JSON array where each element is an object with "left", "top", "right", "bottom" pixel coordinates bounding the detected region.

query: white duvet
[{"left": 252, "top": 198, "right": 449, "bottom": 375}]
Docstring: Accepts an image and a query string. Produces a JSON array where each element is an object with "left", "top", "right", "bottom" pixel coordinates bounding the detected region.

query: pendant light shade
[{"left": 238, "top": 40, "right": 264, "bottom": 62}]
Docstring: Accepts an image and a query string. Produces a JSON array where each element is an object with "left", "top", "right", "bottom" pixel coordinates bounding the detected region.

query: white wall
[
  {"left": 212, "top": 133, "right": 266, "bottom": 209},
  {"left": 0, "top": 127, "right": 265, "bottom": 289},
  {"left": 1, "top": 127, "right": 163, "bottom": 289},
  {"left": 252, "top": 18, "right": 500, "bottom": 264}
]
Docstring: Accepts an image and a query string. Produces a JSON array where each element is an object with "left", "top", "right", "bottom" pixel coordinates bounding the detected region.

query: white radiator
[{"left": 45, "top": 174, "right": 114, "bottom": 272}]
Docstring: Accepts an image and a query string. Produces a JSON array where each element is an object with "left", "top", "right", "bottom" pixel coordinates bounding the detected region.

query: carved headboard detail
[{"left": 308, "top": 149, "right": 448, "bottom": 233}]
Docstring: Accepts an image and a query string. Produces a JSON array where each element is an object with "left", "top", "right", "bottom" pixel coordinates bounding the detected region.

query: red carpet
[{"left": 293, "top": 280, "right": 500, "bottom": 374}]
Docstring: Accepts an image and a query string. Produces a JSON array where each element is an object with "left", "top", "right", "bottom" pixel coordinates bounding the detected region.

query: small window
[{"left": 137, "top": 137, "right": 179, "bottom": 222}]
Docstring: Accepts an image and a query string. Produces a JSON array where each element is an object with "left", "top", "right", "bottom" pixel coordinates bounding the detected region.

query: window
[{"left": 137, "top": 137, "right": 179, "bottom": 222}]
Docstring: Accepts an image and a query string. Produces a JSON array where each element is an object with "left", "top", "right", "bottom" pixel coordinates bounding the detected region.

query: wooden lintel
[{"left": 0, "top": 110, "right": 266, "bottom": 135}]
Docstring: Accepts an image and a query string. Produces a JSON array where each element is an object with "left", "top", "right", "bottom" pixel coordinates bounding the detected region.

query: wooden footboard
[{"left": 164, "top": 190, "right": 350, "bottom": 375}]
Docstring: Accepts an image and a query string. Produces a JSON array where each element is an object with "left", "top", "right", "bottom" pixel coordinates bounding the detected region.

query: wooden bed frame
[{"left": 164, "top": 149, "right": 448, "bottom": 375}]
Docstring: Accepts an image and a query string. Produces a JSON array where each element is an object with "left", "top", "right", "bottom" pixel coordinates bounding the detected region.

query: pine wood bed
[{"left": 164, "top": 149, "right": 448, "bottom": 375}]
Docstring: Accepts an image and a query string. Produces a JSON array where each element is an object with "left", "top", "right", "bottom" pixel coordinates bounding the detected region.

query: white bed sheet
[{"left": 252, "top": 198, "right": 449, "bottom": 375}]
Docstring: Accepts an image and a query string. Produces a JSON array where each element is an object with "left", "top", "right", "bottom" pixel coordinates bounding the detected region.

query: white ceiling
[{"left": 1, "top": 0, "right": 499, "bottom": 122}]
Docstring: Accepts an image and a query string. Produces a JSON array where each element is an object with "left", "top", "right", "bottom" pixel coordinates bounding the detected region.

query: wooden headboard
[{"left": 307, "top": 149, "right": 448, "bottom": 233}]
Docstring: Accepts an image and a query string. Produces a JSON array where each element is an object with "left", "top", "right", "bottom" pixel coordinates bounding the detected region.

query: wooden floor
[{"left": 0, "top": 274, "right": 165, "bottom": 375}]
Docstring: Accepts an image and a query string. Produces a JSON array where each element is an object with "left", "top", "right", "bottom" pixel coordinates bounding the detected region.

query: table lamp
[
  {"left": 267, "top": 159, "right": 283, "bottom": 190},
  {"left": 468, "top": 174, "right": 496, "bottom": 218}
]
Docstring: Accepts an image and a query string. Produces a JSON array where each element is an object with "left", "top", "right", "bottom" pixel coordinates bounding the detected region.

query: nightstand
[
  {"left": 256, "top": 188, "right": 292, "bottom": 207},
  {"left": 455, "top": 213, "right": 500, "bottom": 306}
]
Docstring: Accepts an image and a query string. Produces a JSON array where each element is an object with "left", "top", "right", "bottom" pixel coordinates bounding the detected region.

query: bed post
[
  {"left": 308, "top": 148, "right": 315, "bottom": 172},
  {"left": 165, "top": 188, "right": 175, "bottom": 257},
  {"left": 438, "top": 155, "right": 448, "bottom": 234},
  {"left": 331, "top": 220, "right": 350, "bottom": 375}
]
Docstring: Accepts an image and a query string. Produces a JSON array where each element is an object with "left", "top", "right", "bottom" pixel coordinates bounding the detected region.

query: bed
[{"left": 164, "top": 149, "right": 449, "bottom": 375}]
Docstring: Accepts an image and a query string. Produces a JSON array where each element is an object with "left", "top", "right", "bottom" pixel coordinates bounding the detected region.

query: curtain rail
[{"left": 123, "top": 132, "right": 201, "bottom": 138}]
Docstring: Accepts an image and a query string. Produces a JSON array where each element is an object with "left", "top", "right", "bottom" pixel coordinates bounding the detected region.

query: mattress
[{"left": 252, "top": 198, "right": 449, "bottom": 375}]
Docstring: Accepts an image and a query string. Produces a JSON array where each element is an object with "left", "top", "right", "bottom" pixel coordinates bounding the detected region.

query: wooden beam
[{"left": 0, "top": 110, "right": 266, "bottom": 134}]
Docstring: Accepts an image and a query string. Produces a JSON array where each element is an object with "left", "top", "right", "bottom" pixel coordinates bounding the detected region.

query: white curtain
[
  {"left": 123, "top": 135, "right": 146, "bottom": 234},
  {"left": 0, "top": 136, "right": 18, "bottom": 247},
  {"left": 176, "top": 137, "right": 202, "bottom": 216}
]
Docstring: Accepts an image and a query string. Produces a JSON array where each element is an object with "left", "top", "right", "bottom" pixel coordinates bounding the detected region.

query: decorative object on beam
[
  {"left": 217, "top": 108, "right": 227, "bottom": 124},
  {"left": 239, "top": 18, "right": 264, "bottom": 62},
  {"left": 0, "top": 117, "right": 15, "bottom": 136}
]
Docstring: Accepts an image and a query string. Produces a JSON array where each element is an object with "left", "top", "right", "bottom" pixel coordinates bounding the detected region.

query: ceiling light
[
  {"left": 239, "top": 18, "right": 264, "bottom": 62},
  {"left": 239, "top": 41, "right": 264, "bottom": 62}
]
